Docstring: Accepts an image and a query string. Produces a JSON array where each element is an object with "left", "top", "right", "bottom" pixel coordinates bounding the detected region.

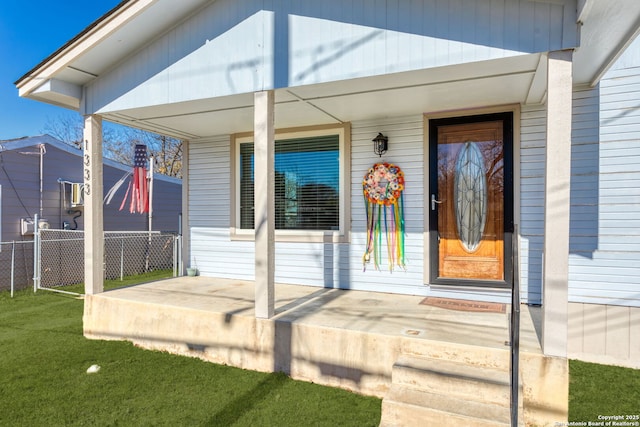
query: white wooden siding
[
  {"left": 568, "top": 302, "right": 640, "bottom": 369},
  {"left": 608, "top": 32, "right": 640, "bottom": 72},
  {"left": 348, "top": 116, "right": 425, "bottom": 294},
  {"left": 567, "top": 54, "right": 640, "bottom": 307},
  {"left": 528, "top": 79, "right": 640, "bottom": 308},
  {"left": 88, "top": 0, "right": 271, "bottom": 113},
  {"left": 188, "top": 109, "right": 548, "bottom": 301},
  {"left": 188, "top": 135, "right": 230, "bottom": 229},
  {"left": 519, "top": 104, "right": 546, "bottom": 304},
  {"left": 87, "top": 0, "right": 574, "bottom": 114},
  {"left": 188, "top": 115, "right": 427, "bottom": 293},
  {"left": 188, "top": 135, "right": 254, "bottom": 278}
]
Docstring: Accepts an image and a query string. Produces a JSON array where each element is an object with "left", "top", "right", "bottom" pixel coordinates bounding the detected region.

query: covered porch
[
  {"left": 83, "top": 277, "right": 565, "bottom": 426},
  {"left": 18, "top": 1, "right": 640, "bottom": 424}
]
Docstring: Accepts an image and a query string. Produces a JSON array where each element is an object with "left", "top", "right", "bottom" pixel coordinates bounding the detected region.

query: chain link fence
[
  {"left": 37, "top": 229, "right": 179, "bottom": 292},
  {"left": 0, "top": 240, "right": 35, "bottom": 296},
  {"left": 0, "top": 230, "right": 181, "bottom": 296}
]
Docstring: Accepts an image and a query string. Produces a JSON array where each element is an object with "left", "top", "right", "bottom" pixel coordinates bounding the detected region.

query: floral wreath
[{"left": 363, "top": 162, "right": 405, "bottom": 205}]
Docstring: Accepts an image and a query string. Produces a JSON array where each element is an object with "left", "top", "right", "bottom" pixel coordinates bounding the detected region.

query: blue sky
[{"left": 0, "top": 1, "right": 120, "bottom": 141}]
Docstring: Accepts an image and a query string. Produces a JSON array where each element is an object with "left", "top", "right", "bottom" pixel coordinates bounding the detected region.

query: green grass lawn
[
  {"left": 569, "top": 359, "right": 640, "bottom": 423},
  {"left": 0, "top": 288, "right": 381, "bottom": 427},
  {"left": 2, "top": 280, "right": 638, "bottom": 426}
]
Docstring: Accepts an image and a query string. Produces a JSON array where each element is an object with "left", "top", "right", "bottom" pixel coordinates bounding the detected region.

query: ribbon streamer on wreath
[{"left": 362, "top": 162, "right": 406, "bottom": 271}]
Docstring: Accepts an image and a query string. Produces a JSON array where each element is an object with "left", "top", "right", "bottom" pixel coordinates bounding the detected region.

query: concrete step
[
  {"left": 400, "top": 338, "right": 511, "bottom": 370},
  {"left": 380, "top": 386, "right": 510, "bottom": 427},
  {"left": 392, "top": 355, "right": 511, "bottom": 406}
]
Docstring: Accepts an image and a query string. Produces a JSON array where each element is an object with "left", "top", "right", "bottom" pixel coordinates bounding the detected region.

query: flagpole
[
  {"left": 146, "top": 156, "right": 154, "bottom": 272},
  {"left": 148, "top": 155, "right": 154, "bottom": 234}
]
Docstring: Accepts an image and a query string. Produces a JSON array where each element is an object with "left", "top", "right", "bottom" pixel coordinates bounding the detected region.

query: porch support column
[
  {"left": 181, "top": 139, "right": 190, "bottom": 275},
  {"left": 83, "top": 115, "right": 104, "bottom": 295},
  {"left": 542, "top": 50, "right": 573, "bottom": 357},
  {"left": 254, "top": 90, "right": 275, "bottom": 319}
]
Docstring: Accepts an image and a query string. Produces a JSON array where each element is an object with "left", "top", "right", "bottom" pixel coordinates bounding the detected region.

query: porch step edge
[
  {"left": 392, "top": 354, "right": 511, "bottom": 405},
  {"left": 380, "top": 386, "right": 511, "bottom": 427},
  {"left": 399, "top": 339, "right": 512, "bottom": 368}
]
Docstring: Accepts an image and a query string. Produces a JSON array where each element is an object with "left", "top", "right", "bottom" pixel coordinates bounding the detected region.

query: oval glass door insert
[{"left": 454, "top": 141, "right": 487, "bottom": 252}]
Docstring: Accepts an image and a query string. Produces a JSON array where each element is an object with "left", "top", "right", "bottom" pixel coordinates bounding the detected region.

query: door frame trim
[{"left": 424, "top": 108, "right": 518, "bottom": 288}]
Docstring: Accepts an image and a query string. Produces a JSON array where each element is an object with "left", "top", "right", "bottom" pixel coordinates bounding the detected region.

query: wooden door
[{"left": 429, "top": 114, "right": 513, "bottom": 286}]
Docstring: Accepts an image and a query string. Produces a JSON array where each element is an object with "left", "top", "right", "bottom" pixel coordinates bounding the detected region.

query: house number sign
[{"left": 83, "top": 140, "right": 91, "bottom": 196}]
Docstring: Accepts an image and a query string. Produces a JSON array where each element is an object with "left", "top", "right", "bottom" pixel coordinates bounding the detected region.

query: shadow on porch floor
[{"left": 90, "top": 276, "right": 542, "bottom": 355}]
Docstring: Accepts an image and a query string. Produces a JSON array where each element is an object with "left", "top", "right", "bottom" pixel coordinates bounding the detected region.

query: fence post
[
  {"left": 178, "top": 236, "right": 182, "bottom": 276},
  {"left": 33, "top": 214, "right": 39, "bottom": 292},
  {"left": 11, "top": 241, "right": 15, "bottom": 298},
  {"left": 172, "top": 236, "right": 177, "bottom": 277},
  {"left": 120, "top": 238, "right": 124, "bottom": 281},
  {"left": 178, "top": 213, "right": 183, "bottom": 276}
]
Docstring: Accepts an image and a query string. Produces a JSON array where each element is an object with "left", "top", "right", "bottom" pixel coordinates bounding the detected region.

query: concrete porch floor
[
  {"left": 83, "top": 277, "right": 566, "bottom": 426},
  {"left": 87, "top": 276, "right": 543, "bottom": 352}
]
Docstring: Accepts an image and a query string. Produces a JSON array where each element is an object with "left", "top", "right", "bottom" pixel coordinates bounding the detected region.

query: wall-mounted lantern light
[{"left": 372, "top": 133, "right": 388, "bottom": 157}]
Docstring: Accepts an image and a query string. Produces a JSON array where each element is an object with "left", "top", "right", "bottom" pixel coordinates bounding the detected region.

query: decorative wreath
[{"left": 363, "top": 162, "right": 405, "bottom": 205}]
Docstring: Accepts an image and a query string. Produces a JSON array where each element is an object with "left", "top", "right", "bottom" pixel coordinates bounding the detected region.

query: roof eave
[
  {"left": 15, "top": 0, "right": 155, "bottom": 100},
  {"left": 587, "top": 19, "right": 640, "bottom": 86}
]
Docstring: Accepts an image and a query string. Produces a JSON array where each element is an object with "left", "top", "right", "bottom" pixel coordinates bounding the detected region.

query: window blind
[{"left": 239, "top": 134, "right": 340, "bottom": 230}]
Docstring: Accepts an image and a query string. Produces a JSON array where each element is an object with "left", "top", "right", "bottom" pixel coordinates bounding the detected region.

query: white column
[
  {"left": 181, "top": 140, "right": 190, "bottom": 275},
  {"left": 543, "top": 50, "right": 573, "bottom": 357},
  {"left": 254, "top": 90, "right": 275, "bottom": 319},
  {"left": 83, "top": 115, "right": 104, "bottom": 295}
]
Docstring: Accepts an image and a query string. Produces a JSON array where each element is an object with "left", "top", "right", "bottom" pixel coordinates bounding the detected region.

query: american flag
[{"left": 119, "top": 144, "right": 149, "bottom": 213}]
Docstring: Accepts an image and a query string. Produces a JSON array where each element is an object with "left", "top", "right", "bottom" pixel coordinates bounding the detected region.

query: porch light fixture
[{"left": 372, "top": 133, "right": 388, "bottom": 157}]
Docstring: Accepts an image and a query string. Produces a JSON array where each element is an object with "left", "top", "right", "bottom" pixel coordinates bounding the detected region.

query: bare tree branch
[{"left": 42, "top": 114, "right": 182, "bottom": 178}]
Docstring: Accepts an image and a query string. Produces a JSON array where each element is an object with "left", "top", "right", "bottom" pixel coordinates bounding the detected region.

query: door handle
[{"left": 431, "top": 194, "right": 443, "bottom": 210}]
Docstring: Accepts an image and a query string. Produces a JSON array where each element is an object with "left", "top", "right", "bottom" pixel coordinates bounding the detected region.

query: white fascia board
[
  {"left": 525, "top": 53, "right": 548, "bottom": 105},
  {"left": 31, "top": 78, "right": 82, "bottom": 109},
  {"left": 16, "top": 0, "right": 156, "bottom": 98},
  {"left": 589, "top": 23, "right": 640, "bottom": 86},
  {"left": 577, "top": 0, "right": 592, "bottom": 24}
]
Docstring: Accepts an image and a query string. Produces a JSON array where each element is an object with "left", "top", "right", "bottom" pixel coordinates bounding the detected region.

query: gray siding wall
[
  {"left": 0, "top": 149, "right": 41, "bottom": 241},
  {"left": 87, "top": 0, "right": 575, "bottom": 116},
  {"left": 0, "top": 142, "right": 181, "bottom": 243}
]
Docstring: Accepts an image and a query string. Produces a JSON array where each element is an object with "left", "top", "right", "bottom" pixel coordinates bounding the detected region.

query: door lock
[{"left": 431, "top": 194, "right": 443, "bottom": 210}]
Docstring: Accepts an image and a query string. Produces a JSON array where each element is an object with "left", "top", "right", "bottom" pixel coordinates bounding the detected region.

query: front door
[{"left": 428, "top": 113, "right": 513, "bottom": 287}]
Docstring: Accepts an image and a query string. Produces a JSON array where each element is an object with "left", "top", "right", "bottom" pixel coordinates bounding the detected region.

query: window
[{"left": 233, "top": 125, "right": 349, "bottom": 242}]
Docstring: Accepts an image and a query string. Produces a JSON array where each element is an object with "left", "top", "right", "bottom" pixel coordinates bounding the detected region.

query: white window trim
[{"left": 230, "top": 123, "right": 351, "bottom": 243}]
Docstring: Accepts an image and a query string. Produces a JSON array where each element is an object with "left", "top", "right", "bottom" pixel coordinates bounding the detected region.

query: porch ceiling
[
  {"left": 16, "top": 0, "right": 640, "bottom": 140},
  {"left": 104, "top": 53, "right": 544, "bottom": 139},
  {"left": 574, "top": 0, "right": 640, "bottom": 84}
]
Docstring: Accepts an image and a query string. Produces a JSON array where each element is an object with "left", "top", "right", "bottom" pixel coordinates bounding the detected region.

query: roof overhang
[
  {"left": 15, "top": 0, "right": 640, "bottom": 138},
  {"left": 102, "top": 53, "right": 545, "bottom": 139},
  {"left": 15, "top": 0, "right": 211, "bottom": 108},
  {"left": 573, "top": 0, "right": 640, "bottom": 85}
]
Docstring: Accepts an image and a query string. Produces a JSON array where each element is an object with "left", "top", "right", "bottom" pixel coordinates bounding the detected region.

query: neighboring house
[
  {"left": 14, "top": 0, "right": 640, "bottom": 425},
  {"left": 0, "top": 134, "right": 182, "bottom": 238},
  {"left": 0, "top": 134, "right": 182, "bottom": 290}
]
